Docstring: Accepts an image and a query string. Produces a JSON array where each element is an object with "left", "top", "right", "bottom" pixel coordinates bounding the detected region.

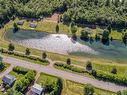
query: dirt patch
[{"left": 45, "top": 13, "right": 60, "bottom": 23}]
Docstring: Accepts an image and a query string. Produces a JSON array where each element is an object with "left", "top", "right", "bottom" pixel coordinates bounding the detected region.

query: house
[
  {"left": 31, "top": 84, "right": 44, "bottom": 95},
  {"left": 29, "top": 23, "right": 37, "bottom": 28},
  {"left": 17, "top": 20, "right": 24, "bottom": 25},
  {"left": 2, "top": 74, "right": 16, "bottom": 86}
]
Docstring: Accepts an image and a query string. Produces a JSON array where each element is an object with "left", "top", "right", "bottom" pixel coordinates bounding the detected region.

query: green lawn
[
  {"left": 62, "top": 80, "right": 116, "bottom": 95},
  {"left": 36, "top": 73, "right": 58, "bottom": 86}
]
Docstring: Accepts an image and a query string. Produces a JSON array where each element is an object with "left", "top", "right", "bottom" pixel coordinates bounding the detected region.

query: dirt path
[{"left": 1, "top": 56, "right": 127, "bottom": 92}]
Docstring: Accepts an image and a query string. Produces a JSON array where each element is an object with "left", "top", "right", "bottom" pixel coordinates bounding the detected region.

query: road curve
[{"left": 2, "top": 56, "right": 127, "bottom": 92}]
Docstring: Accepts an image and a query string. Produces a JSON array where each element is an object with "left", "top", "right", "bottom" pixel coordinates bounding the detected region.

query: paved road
[{"left": 2, "top": 56, "right": 127, "bottom": 92}]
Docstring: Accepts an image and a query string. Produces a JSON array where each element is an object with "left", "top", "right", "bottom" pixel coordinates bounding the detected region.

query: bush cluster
[
  {"left": 14, "top": 70, "right": 36, "bottom": 93},
  {"left": 13, "top": 66, "right": 29, "bottom": 75},
  {"left": 49, "top": 78, "right": 63, "bottom": 95},
  {"left": 54, "top": 63, "right": 85, "bottom": 73},
  {"left": 0, "top": 61, "right": 5, "bottom": 71},
  {"left": 92, "top": 70, "right": 127, "bottom": 85},
  {"left": 0, "top": 48, "right": 49, "bottom": 64}
]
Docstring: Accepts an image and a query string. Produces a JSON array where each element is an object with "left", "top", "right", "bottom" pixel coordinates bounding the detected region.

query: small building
[
  {"left": 17, "top": 20, "right": 24, "bottom": 25},
  {"left": 29, "top": 23, "right": 37, "bottom": 28},
  {"left": 31, "top": 84, "right": 44, "bottom": 95},
  {"left": 2, "top": 74, "right": 16, "bottom": 86}
]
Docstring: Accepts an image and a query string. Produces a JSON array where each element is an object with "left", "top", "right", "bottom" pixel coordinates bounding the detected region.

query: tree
[
  {"left": 70, "top": 22, "right": 77, "bottom": 34},
  {"left": 71, "top": 33, "right": 77, "bottom": 41},
  {"left": 84, "top": 84, "right": 94, "bottom": 95},
  {"left": 117, "top": 90, "right": 127, "bottom": 95},
  {"left": 56, "top": 24, "right": 59, "bottom": 33},
  {"left": 95, "top": 33, "right": 100, "bottom": 41},
  {"left": 80, "top": 31, "right": 89, "bottom": 41},
  {"left": 105, "top": 0, "right": 110, "bottom": 6},
  {"left": 25, "top": 48, "right": 31, "bottom": 56},
  {"left": 8, "top": 43, "right": 15, "bottom": 52},
  {"left": 13, "top": 22, "right": 19, "bottom": 33},
  {"left": 42, "top": 52, "right": 47, "bottom": 59},
  {"left": 86, "top": 61, "right": 92, "bottom": 71},
  {"left": 101, "top": 29, "right": 110, "bottom": 44},
  {"left": 107, "top": 25, "right": 112, "bottom": 33},
  {"left": 0, "top": 61, "right": 5, "bottom": 70},
  {"left": 66, "top": 58, "right": 71, "bottom": 65},
  {"left": 122, "top": 33, "right": 127, "bottom": 45},
  {"left": 111, "top": 67, "right": 117, "bottom": 74},
  {"left": 6, "top": 88, "right": 22, "bottom": 95}
]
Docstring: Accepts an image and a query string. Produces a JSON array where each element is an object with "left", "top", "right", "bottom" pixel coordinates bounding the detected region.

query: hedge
[
  {"left": 13, "top": 66, "right": 29, "bottom": 75},
  {"left": 54, "top": 63, "right": 85, "bottom": 73},
  {"left": 92, "top": 70, "right": 127, "bottom": 85},
  {"left": 0, "top": 48, "right": 49, "bottom": 64}
]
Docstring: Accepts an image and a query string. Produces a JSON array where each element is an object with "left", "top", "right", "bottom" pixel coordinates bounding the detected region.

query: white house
[
  {"left": 31, "top": 84, "right": 44, "bottom": 95},
  {"left": 2, "top": 74, "right": 16, "bottom": 86}
]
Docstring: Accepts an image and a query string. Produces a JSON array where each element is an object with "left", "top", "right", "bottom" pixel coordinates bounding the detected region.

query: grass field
[
  {"left": 36, "top": 73, "right": 58, "bottom": 85},
  {"left": 62, "top": 80, "right": 116, "bottom": 95}
]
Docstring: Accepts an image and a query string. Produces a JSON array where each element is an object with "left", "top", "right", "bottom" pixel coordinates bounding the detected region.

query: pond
[
  {"left": 5, "top": 29, "right": 127, "bottom": 63},
  {"left": 5, "top": 29, "right": 98, "bottom": 55}
]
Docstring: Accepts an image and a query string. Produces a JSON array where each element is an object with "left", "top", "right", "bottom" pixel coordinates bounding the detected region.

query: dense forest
[{"left": 0, "top": 0, "right": 127, "bottom": 28}]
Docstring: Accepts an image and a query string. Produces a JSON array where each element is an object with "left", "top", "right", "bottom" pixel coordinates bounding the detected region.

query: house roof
[
  {"left": 29, "top": 23, "right": 37, "bottom": 28},
  {"left": 2, "top": 74, "right": 16, "bottom": 85},
  {"left": 31, "top": 84, "right": 43, "bottom": 95},
  {"left": 17, "top": 20, "right": 24, "bottom": 25}
]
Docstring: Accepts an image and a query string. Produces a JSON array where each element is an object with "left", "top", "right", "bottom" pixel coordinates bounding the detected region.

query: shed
[
  {"left": 2, "top": 74, "right": 16, "bottom": 86},
  {"left": 31, "top": 84, "right": 44, "bottom": 95},
  {"left": 29, "top": 23, "right": 37, "bottom": 28},
  {"left": 17, "top": 20, "right": 24, "bottom": 25}
]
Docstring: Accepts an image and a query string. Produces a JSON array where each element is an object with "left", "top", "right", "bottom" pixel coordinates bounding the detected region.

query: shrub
[
  {"left": 84, "top": 84, "right": 94, "bottom": 95},
  {"left": 66, "top": 58, "right": 71, "bottom": 65},
  {"left": 8, "top": 43, "right": 15, "bottom": 52},
  {"left": 25, "top": 48, "right": 31, "bottom": 56},
  {"left": 86, "top": 61, "right": 92, "bottom": 71},
  {"left": 117, "top": 90, "right": 127, "bottom": 95},
  {"left": 42, "top": 52, "right": 47, "bottom": 59},
  {"left": 111, "top": 67, "right": 117, "bottom": 74},
  {"left": 0, "top": 62, "right": 5, "bottom": 70},
  {"left": 14, "top": 70, "right": 35, "bottom": 93},
  {"left": 93, "top": 70, "right": 127, "bottom": 85},
  {"left": 54, "top": 63, "right": 84, "bottom": 73},
  {"left": 49, "top": 78, "right": 63, "bottom": 95},
  {"left": 13, "top": 66, "right": 29, "bottom": 75}
]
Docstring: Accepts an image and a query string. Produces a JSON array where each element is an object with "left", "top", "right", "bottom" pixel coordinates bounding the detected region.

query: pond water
[
  {"left": 5, "top": 29, "right": 127, "bottom": 62},
  {"left": 5, "top": 29, "right": 98, "bottom": 55}
]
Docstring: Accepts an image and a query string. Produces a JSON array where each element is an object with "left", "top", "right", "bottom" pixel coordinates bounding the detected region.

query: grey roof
[
  {"left": 17, "top": 20, "right": 24, "bottom": 25},
  {"left": 29, "top": 23, "right": 37, "bottom": 28},
  {"left": 31, "top": 84, "right": 43, "bottom": 95},
  {"left": 2, "top": 74, "right": 16, "bottom": 86}
]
